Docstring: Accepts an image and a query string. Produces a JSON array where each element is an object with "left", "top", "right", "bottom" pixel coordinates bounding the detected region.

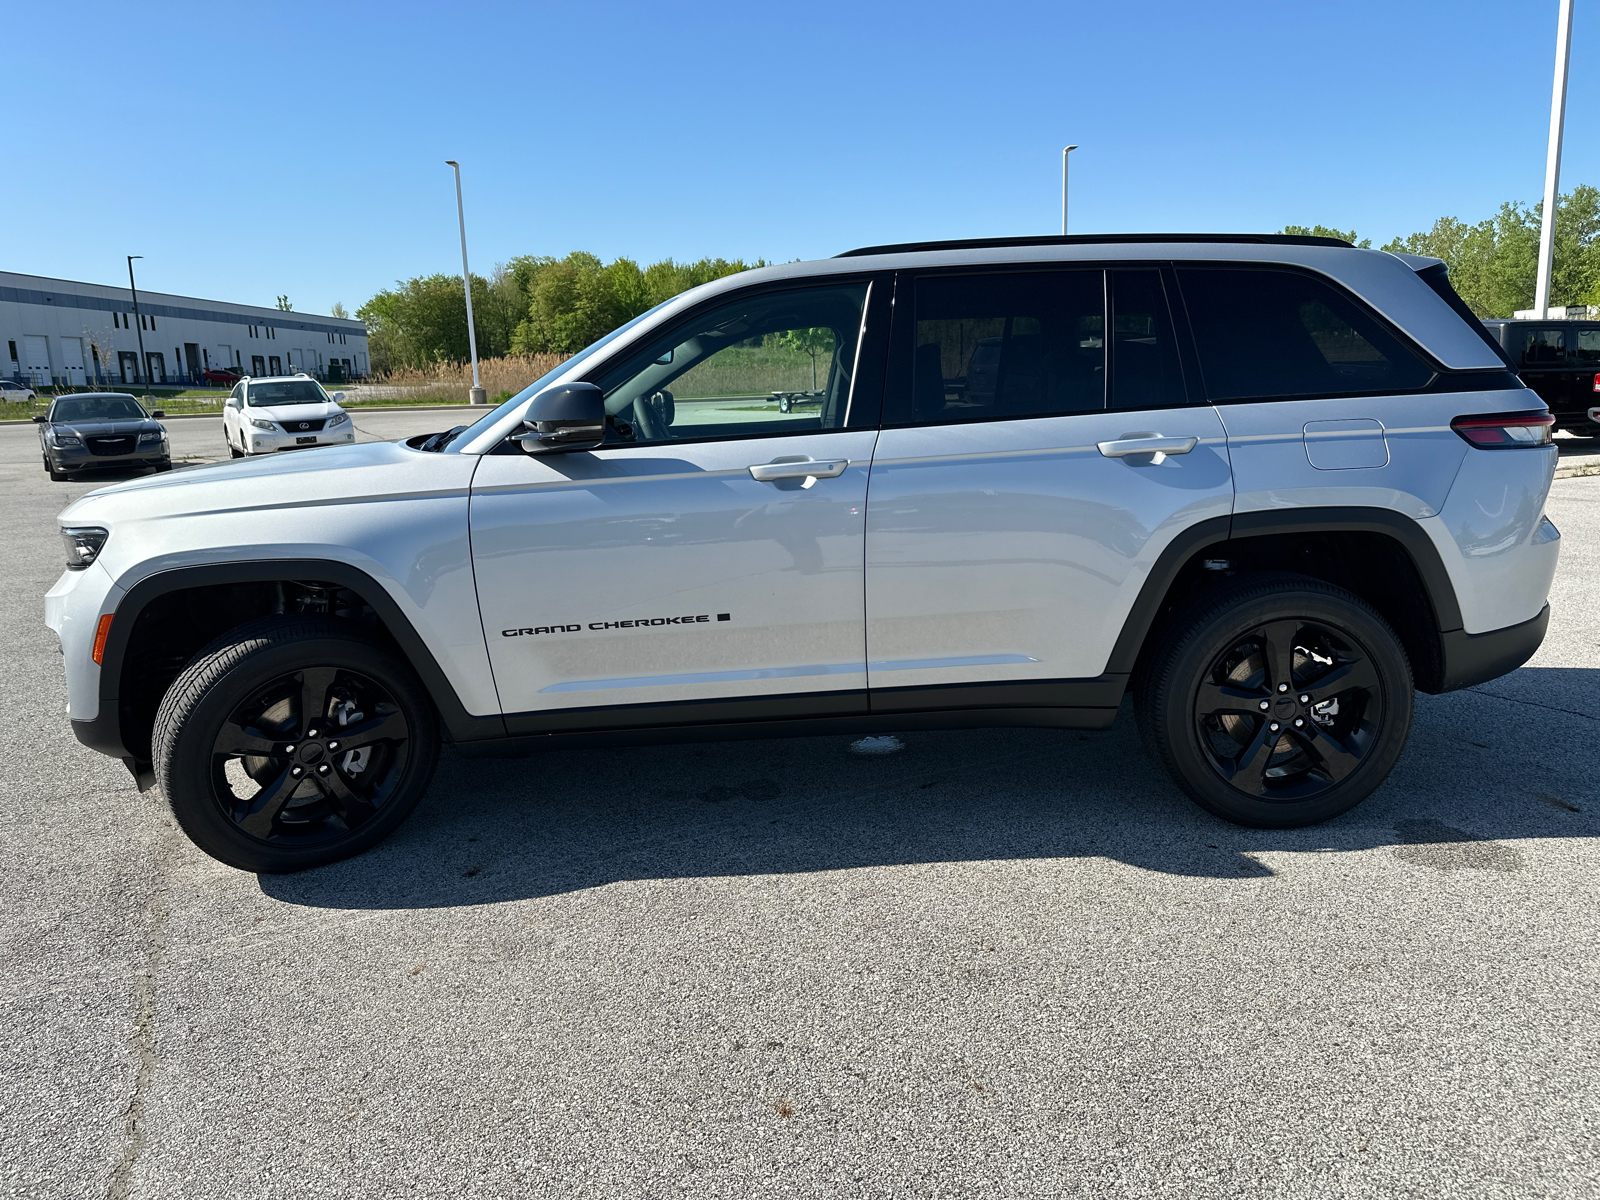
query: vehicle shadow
[{"left": 260, "top": 667, "right": 1598, "bottom": 910}]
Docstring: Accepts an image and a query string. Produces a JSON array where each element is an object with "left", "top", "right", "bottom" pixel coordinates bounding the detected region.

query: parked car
[
  {"left": 35, "top": 392, "right": 171, "bottom": 481},
  {"left": 201, "top": 367, "right": 244, "bottom": 386},
  {"left": 1481, "top": 318, "right": 1600, "bottom": 436},
  {"left": 47, "top": 234, "right": 1559, "bottom": 872},
  {"left": 221, "top": 374, "right": 354, "bottom": 457},
  {"left": 1, "top": 379, "right": 37, "bottom": 403}
]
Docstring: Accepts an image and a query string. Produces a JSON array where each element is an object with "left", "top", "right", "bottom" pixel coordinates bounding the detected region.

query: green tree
[
  {"left": 1281, "top": 225, "right": 1372, "bottom": 248},
  {"left": 775, "top": 327, "right": 834, "bottom": 389},
  {"left": 275, "top": 295, "right": 293, "bottom": 311}
]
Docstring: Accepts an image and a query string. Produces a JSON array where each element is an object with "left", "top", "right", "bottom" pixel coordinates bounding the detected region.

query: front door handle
[
  {"left": 748, "top": 457, "right": 849, "bottom": 481},
  {"left": 1097, "top": 434, "right": 1199, "bottom": 459}
]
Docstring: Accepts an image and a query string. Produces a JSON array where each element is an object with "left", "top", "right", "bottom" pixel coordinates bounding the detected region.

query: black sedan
[{"left": 35, "top": 393, "right": 172, "bottom": 481}]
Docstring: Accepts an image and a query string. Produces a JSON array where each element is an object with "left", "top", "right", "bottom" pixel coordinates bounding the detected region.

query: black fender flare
[
  {"left": 77, "top": 559, "right": 505, "bottom": 763},
  {"left": 1103, "top": 506, "right": 1468, "bottom": 685}
]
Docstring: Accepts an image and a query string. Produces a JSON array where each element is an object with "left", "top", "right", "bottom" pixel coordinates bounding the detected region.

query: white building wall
[{"left": 0, "top": 271, "right": 369, "bottom": 387}]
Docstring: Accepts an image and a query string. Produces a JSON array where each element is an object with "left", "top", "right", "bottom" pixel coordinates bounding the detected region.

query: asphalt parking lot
[{"left": 2, "top": 414, "right": 1597, "bottom": 1199}]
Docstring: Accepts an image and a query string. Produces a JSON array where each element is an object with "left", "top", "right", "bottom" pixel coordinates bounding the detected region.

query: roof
[{"left": 835, "top": 233, "right": 1353, "bottom": 258}]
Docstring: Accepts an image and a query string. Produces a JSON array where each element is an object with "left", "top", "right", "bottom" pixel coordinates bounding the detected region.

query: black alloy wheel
[
  {"left": 1194, "top": 618, "right": 1381, "bottom": 801},
  {"left": 1135, "top": 573, "right": 1413, "bottom": 828},
  {"left": 210, "top": 665, "right": 412, "bottom": 845},
  {"left": 153, "top": 616, "right": 439, "bottom": 871}
]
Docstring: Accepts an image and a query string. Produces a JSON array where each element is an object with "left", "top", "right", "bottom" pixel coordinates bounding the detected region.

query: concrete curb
[{"left": 0, "top": 404, "right": 483, "bottom": 426}]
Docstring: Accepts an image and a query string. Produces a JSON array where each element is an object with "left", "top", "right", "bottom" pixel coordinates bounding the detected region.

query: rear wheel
[
  {"left": 152, "top": 616, "right": 440, "bottom": 872},
  {"left": 1134, "top": 574, "right": 1413, "bottom": 828}
]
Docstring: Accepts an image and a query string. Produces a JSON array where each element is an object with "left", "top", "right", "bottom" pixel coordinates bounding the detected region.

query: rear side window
[
  {"left": 904, "top": 270, "right": 1105, "bottom": 424},
  {"left": 1520, "top": 327, "right": 1568, "bottom": 367},
  {"left": 1178, "top": 268, "right": 1435, "bottom": 401},
  {"left": 1110, "top": 270, "right": 1186, "bottom": 410},
  {"left": 1574, "top": 328, "right": 1600, "bottom": 365}
]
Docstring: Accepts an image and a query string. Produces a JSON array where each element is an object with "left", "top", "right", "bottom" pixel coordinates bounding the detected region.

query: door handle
[
  {"left": 748, "top": 457, "right": 849, "bottom": 481},
  {"left": 1097, "top": 434, "right": 1198, "bottom": 459}
]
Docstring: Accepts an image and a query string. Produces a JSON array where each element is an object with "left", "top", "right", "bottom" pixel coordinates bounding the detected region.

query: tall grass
[{"left": 362, "top": 354, "right": 568, "bottom": 404}]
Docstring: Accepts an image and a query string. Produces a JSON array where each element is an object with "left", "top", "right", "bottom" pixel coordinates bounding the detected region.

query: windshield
[
  {"left": 442, "top": 300, "right": 673, "bottom": 451},
  {"left": 248, "top": 380, "right": 329, "bottom": 406},
  {"left": 52, "top": 395, "right": 146, "bottom": 422}
]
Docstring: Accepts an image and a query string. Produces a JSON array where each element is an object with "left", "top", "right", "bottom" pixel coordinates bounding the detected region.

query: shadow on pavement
[{"left": 261, "top": 667, "right": 1597, "bottom": 910}]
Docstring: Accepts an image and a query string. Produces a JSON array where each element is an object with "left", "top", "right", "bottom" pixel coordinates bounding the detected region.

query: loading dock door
[
  {"left": 23, "top": 335, "right": 51, "bottom": 386},
  {"left": 184, "top": 343, "right": 201, "bottom": 379},
  {"left": 58, "top": 337, "right": 85, "bottom": 384},
  {"left": 119, "top": 352, "right": 139, "bottom": 383}
]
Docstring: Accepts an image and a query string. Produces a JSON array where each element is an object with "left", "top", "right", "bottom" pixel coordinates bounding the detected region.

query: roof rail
[{"left": 835, "top": 233, "right": 1354, "bottom": 258}]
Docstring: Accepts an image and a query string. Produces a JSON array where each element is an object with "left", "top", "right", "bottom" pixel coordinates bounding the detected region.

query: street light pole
[
  {"left": 445, "top": 160, "right": 487, "bottom": 405},
  {"left": 127, "top": 255, "right": 148, "bottom": 394},
  {"left": 1534, "top": 0, "right": 1575, "bottom": 318},
  {"left": 1061, "top": 145, "right": 1078, "bottom": 235}
]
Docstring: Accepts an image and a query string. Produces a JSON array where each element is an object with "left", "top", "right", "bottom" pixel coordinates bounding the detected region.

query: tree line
[
  {"left": 356, "top": 186, "right": 1600, "bottom": 374},
  {"left": 358, "top": 253, "right": 762, "bottom": 373},
  {"left": 1287, "top": 183, "right": 1600, "bottom": 317}
]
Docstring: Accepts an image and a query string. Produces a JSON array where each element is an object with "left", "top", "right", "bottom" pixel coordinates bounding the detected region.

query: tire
[
  {"left": 152, "top": 615, "right": 440, "bottom": 872},
  {"left": 1134, "top": 573, "right": 1413, "bottom": 829},
  {"left": 227, "top": 428, "right": 243, "bottom": 458},
  {"left": 153, "top": 460, "right": 173, "bottom": 473},
  {"left": 45, "top": 455, "right": 69, "bottom": 482},
  {"left": 779, "top": 396, "right": 791, "bottom": 413}
]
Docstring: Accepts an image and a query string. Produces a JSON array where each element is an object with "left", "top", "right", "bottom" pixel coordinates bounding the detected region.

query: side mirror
[
  {"left": 331, "top": 391, "right": 346, "bottom": 403},
  {"left": 512, "top": 382, "right": 606, "bottom": 454},
  {"left": 151, "top": 409, "right": 165, "bottom": 418},
  {"left": 32, "top": 414, "right": 48, "bottom": 424}
]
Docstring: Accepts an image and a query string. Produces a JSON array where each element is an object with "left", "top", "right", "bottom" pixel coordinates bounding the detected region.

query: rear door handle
[
  {"left": 1097, "top": 434, "right": 1198, "bottom": 458},
  {"left": 748, "top": 457, "right": 849, "bottom": 481}
]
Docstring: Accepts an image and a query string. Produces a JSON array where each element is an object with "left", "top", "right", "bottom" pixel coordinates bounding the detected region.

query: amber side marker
[{"left": 92, "top": 614, "right": 114, "bottom": 665}]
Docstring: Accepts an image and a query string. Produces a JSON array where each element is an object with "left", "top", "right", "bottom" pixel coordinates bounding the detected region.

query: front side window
[
  {"left": 1178, "top": 267, "right": 1435, "bottom": 401},
  {"left": 595, "top": 283, "right": 869, "bottom": 444},
  {"left": 901, "top": 270, "right": 1105, "bottom": 424},
  {"left": 1522, "top": 327, "right": 1569, "bottom": 367},
  {"left": 248, "top": 380, "right": 329, "bottom": 406}
]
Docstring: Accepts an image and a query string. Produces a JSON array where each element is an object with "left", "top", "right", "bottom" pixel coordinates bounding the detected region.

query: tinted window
[
  {"left": 904, "top": 271, "right": 1104, "bottom": 424},
  {"left": 1574, "top": 328, "right": 1600, "bottom": 365},
  {"left": 596, "top": 283, "right": 868, "bottom": 443},
  {"left": 1110, "top": 270, "right": 1186, "bottom": 409},
  {"left": 248, "top": 380, "right": 328, "bottom": 406},
  {"left": 1178, "top": 268, "right": 1434, "bottom": 401},
  {"left": 1521, "top": 327, "right": 1569, "bottom": 367},
  {"left": 52, "top": 396, "right": 145, "bottom": 421}
]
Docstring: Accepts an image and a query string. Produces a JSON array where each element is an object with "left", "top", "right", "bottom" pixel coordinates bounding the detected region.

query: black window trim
[{"left": 488, "top": 273, "right": 893, "bottom": 453}]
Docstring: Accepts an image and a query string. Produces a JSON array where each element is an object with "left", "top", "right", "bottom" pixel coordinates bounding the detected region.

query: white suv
[
  {"left": 222, "top": 375, "right": 353, "bottom": 456},
  {"left": 46, "top": 234, "right": 1561, "bottom": 872}
]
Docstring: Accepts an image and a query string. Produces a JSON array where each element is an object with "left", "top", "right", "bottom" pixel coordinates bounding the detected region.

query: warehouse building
[{"left": 1, "top": 269, "right": 368, "bottom": 388}]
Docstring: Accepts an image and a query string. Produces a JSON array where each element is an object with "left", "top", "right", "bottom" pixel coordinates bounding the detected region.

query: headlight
[
  {"left": 326, "top": 412, "right": 349, "bottom": 428},
  {"left": 62, "top": 527, "right": 109, "bottom": 570},
  {"left": 138, "top": 430, "right": 162, "bottom": 443},
  {"left": 249, "top": 418, "right": 278, "bottom": 432},
  {"left": 55, "top": 434, "right": 82, "bottom": 446}
]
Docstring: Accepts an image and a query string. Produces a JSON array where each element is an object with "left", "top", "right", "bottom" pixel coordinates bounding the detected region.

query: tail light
[
  {"left": 1593, "top": 373, "right": 1600, "bottom": 392},
  {"left": 1450, "top": 411, "right": 1555, "bottom": 448}
]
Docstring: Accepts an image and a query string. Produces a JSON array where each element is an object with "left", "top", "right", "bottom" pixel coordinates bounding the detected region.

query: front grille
[
  {"left": 86, "top": 436, "right": 135, "bottom": 457},
  {"left": 280, "top": 417, "right": 326, "bottom": 432}
]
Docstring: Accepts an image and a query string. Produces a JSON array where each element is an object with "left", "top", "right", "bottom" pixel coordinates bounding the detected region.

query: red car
[{"left": 201, "top": 367, "right": 244, "bottom": 385}]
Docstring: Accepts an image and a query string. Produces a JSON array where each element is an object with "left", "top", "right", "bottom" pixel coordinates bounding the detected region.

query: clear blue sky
[{"left": 3, "top": 1, "right": 1595, "bottom": 317}]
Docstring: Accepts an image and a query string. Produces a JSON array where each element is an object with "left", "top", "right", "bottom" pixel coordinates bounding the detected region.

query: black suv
[{"left": 1481, "top": 319, "right": 1600, "bottom": 436}]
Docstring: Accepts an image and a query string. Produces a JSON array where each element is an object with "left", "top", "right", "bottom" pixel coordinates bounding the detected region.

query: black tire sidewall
[
  {"left": 1140, "top": 579, "right": 1413, "bottom": 829},
  {"left": 156, "top": 623, "right": 439, "bottom": 872}
]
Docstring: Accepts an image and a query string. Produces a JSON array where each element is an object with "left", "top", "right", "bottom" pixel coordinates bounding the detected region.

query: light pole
[
  {"left": 1534, "top": 0, "right": 1575, "bottom": 318},
  {"left": 1061, "top": 145, "right": 1078, "bottom": 235},
  {"left": 127, "top": 255, "right": 148, "bottom": 394},
  {"left": 445, "top": 160, "right": 486, "bottom": 405}
]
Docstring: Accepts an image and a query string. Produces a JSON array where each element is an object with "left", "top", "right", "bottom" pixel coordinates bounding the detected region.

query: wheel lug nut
[
  {"left": 318, "top": 764, "right": 330, "bottom": 774},
  {"left": 1299, "top": 695, "right": 1309, "bottom": 704},
  {"left": 1259, "top": 701, "right": 1270, "bottom": 711},
  {"left": 1277, "top": 683, "right": 1288, "bottom": 693},
  {"left": 1294, "top": 719, "right": 1304, "bottom": 727},
  {"left": 328, "top": 741, "right": 339, "bottom": 750},
  {"left": 292, "top": 766, "right": 302, "bottom": 776},
  {"left": 285, "top": 744, "right": 295, "bottom": 754},
  {"left": 1270, "top": 722, "right": 1280, "bottom": 732},
  {"left": 308, "top": 729, "right": 319, "bottom": 739}
]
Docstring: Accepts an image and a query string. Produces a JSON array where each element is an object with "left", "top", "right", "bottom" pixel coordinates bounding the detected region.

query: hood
[{"left": 247, "top": 400, "right": 345, "bottom": 424}]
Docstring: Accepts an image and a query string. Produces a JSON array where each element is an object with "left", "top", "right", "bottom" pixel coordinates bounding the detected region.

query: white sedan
[{"left": 222, "top": 375, "right": 355, "bottom": 457}]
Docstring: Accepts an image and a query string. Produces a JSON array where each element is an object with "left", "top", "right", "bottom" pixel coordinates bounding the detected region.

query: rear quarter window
[{"left": 1177, "top": 267, "right": 1435, "bottom": 401}]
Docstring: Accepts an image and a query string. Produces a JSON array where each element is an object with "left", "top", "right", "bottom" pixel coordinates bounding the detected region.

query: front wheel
[
  {"left": 1134, "top": 574, "right": 1413, "bottom": 828},
  {"left": 152, "top": 616, "right": 440, "bottom": 871}
]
